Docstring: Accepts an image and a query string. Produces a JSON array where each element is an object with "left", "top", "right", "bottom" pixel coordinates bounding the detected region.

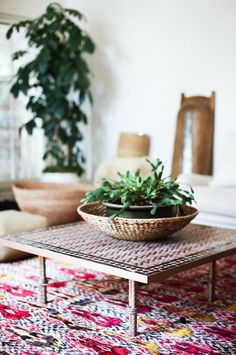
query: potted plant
[
  {"left": 82, "top": 158, "right": 195, "bottom": 219},
  {"left": 6, "top": 2, "right": 96, "bottom": 183}
]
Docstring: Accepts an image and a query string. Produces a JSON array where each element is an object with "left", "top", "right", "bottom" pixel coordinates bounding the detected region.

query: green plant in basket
[{"left": 82, "top": 158, "right": 195, "bottom": 219}]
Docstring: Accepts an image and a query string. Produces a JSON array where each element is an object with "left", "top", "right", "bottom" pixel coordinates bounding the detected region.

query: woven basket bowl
[{"left": 78, "top": 202, "right": 198, "bottom": 241}]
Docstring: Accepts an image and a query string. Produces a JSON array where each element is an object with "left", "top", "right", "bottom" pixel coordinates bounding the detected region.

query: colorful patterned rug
[{"left": 0, "top": 256, "right": 235, "bottom": 355}]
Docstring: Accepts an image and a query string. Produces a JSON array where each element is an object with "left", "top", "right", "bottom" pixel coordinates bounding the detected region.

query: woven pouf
[{"left": 0, "top": 210, "right": 47, "bottom": 262}]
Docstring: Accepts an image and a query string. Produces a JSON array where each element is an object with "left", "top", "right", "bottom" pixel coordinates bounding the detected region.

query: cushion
[
  {"left": 209, "top": 177, "right": 236, "bottom": 188},
  {"left": 94, "top": 156, "right": 151, "bottom": 185},
  {"left": 0, "top": 210, "right": 48, "bottom": 262},
  {"left": 213, "top": 131, "right": 236, "bottom": 187},
  {"left": 177, "top": 175, "right": 236, "bottom": 227},
  {"left": 177, "top": 173, "right": 213, "bottom": 186},
  {"left": 194, "top": 211, "right": 236, "bottom": 230},
  {"left": 193, "top": 186, "right": 236, "bottom": 219}
]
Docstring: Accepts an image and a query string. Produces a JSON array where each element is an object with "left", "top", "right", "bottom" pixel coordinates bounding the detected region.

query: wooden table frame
[
  {"left": 1, "top": 224, "right": 236, "bottom": 337},
  {"left": 37, "top": 256, "right": 219, "bottom": 337}
]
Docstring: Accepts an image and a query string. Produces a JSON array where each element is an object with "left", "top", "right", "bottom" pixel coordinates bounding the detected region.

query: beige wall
[{"left": 1, "top": 0, "right": 236, "bottom": 180}]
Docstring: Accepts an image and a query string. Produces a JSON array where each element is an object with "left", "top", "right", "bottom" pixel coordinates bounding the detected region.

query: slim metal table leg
[
  {"left": 208, "top": 260, "right": 216, "bottom": 302},
  {"left": 128, "top": 279, "right": 138, "bottom": 337},
  {"left": 39, "top": 256, "right": 47, "bottom": 304}
]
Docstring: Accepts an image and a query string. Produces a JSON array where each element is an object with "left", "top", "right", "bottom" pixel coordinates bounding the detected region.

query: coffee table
[{"left": 0, "top": 222, "right": 236, "bottom": 336}]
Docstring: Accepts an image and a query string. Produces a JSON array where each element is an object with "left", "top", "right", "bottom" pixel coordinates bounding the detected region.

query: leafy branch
[{"left": 7, "top": 2, "right": 96, "bottom": 175}]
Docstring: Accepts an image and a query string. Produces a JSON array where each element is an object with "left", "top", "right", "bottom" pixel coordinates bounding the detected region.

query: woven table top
[{"left": 1, "top": 222, "right": 236, "bottom": 281}]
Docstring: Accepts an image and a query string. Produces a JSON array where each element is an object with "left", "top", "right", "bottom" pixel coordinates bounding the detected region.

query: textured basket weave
[{"left": 78, "top": 202, "right": 198, "bottom": 241}]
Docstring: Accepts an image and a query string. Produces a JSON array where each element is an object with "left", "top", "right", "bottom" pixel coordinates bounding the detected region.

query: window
[
  {"left": 0, "top": 23, "right": 20, "bottom": 181},
  {"left": 0, "top": 20, "right": 43, "bottom": 182}
]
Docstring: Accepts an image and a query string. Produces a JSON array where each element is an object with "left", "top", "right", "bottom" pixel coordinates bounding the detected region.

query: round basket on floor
[{"left": 78, "top": 202, "right": 198, "bottom": 241}]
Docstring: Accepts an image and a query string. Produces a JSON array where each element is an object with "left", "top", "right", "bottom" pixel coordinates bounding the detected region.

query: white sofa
[{"left": 178, "top": 173, "right": 236, "bottom": 229}]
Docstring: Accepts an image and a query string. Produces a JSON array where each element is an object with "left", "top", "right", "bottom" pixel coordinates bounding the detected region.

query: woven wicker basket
[{"left": 78, "top": 202, "right": 198, "bottom": 241}]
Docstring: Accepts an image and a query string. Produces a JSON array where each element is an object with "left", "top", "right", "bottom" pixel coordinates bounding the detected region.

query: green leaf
[
  {"left": 36, "top": 48, "right": 50, "bottom": 73},
  {"left": 79, "top": 91, "right": 86, "bottom": 104},
  {"left": 10, "top": 82, "right": 20, "bottom": 98},
  {"left": 6, "top": 25, "right": 15, "bottom": 39},
  {"left": 83, "top": 36, "right": 96, "bottom": 54},
  {"left": 65, "top": 8, "right": 85, "bottom": 21},
  {"left": 12, "top": 50, "right": 27, "bottom": 61},
  {"left": 24, "top": 118, "right": 37, "bottom": 135},
  {"left": 88, "top": 91, "right": 94, "bottom": 105}
]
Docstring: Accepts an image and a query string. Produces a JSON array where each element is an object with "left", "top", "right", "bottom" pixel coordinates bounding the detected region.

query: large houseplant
[
  {"left": 82, "top": 158, "right": 195, "bottom": 219},
  {"left": 7, "top": 3, "right": 95, "bottom": 179}
]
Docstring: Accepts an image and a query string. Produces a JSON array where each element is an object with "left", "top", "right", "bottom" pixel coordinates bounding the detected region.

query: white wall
[{"left": 1, "top": 0, "right": 236, "bottom": 179}]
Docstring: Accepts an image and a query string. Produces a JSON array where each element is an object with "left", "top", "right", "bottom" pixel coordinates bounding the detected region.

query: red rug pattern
[{"left": 0, "top": 257, "right": 235, "bottom": 354}]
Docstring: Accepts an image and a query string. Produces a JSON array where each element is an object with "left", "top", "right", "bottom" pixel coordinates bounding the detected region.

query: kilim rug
[{"left": 0, "top": 257, "right": 235, "bottom": 355}]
